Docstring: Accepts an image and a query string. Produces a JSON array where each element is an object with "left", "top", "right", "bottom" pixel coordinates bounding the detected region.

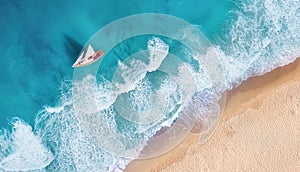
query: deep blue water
[{"left": 0, "top": 0, "right": 300, "bottom": 171}]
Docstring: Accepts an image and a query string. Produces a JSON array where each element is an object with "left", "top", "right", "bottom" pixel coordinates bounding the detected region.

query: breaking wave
[
  {"left": 0, "top": 0, "right": 300, "bottom": 171},
  {"left": 217, "top": 0, "right": 300, "bottom": 88}
]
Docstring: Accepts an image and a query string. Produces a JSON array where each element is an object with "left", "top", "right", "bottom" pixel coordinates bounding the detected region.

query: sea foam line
[{"left": 0, "top": 0, "right": 300, "bottom": 171}]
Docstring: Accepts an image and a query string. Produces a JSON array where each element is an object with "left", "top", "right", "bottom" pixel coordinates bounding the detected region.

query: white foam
[
  {"left": 219, "top": 0, "right": 300, "bottom": 87},
  {"left": 35, "top": 97, "right": 128, "bottom": 172},
  {"left": 44, "top": 106, "right": 64, "bottom": 113},
  {"left": 115, "top": 37, "right": 169, "bottom": 94},
  {"left": 0, "top": 119, "right": 54, "bottom": 171},
  {"left": 116, "top": 58, "right": 148, "bottom": 93},
  {"left": 147, "top": 37, "right": 169, "bottom": 72},
  {"left": 72, "top": 75, "right": 101, "bottom": 114},
  {"left": 2, "top": 0, "right": 300, "bottom": 171}
]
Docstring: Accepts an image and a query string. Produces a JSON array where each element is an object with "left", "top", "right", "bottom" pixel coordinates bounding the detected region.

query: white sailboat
[{"left": 72, "top": 44, "right": 104, "bottom": 68}]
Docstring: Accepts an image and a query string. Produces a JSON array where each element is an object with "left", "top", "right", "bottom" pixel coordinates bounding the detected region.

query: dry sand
[{"left": 125, "top": 58, "right": 300, "bottom": 172}]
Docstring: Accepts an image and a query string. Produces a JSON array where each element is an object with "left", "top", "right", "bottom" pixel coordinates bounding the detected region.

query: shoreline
[{"left": 125, "top": 58, "right": 300, "bottom": 171}]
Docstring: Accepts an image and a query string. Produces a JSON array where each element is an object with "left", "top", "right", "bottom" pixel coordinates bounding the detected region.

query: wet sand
[{"left": 125, "top": 58, "right": 300, "bottom": 172}]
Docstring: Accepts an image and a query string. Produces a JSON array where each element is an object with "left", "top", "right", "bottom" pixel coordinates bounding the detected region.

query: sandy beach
[{"left": 125, "top": 58, "right": 300, "bottom": 172}]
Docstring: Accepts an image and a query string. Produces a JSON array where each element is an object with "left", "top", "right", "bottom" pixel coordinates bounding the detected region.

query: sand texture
[{"left": 125, "top": 58, "right": 300, "bottom": 172}]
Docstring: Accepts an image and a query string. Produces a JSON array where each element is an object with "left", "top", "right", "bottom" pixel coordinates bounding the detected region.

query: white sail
[
  {"left": 72, "top": 44, "right": 95, "bottom": 67},
  {"left": 72, "top": 51, "right": 85, "bottom": 67},
  {"left": 85, "top": 44, "right": 95, "bottom": 58}
]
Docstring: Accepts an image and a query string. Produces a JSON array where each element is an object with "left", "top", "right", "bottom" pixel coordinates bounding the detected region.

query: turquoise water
[
  {"left": 0, "top": 0, "right": 233, "bottom": 128},
  {"left": 1, "top": 0, "right": 300, "bottom": 171}
]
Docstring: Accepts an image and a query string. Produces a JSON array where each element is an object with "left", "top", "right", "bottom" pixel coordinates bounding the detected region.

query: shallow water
[{"left": 0, "top": 0, "right": 300, "bottom": 171}]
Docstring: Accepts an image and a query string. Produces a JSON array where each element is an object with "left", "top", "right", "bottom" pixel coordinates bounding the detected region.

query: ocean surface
[{"left": 0, "top": 0, "right": 299, "bottom": 171}]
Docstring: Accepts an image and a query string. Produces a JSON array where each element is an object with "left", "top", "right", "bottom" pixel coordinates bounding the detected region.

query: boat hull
[{"left": 72, "top": 50, "right": 104, "bottom": 68}]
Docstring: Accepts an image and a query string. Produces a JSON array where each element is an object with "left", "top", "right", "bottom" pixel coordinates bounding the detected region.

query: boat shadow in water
[{"left": 63, "top": 34, "right": 83, "bottom": 65}]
